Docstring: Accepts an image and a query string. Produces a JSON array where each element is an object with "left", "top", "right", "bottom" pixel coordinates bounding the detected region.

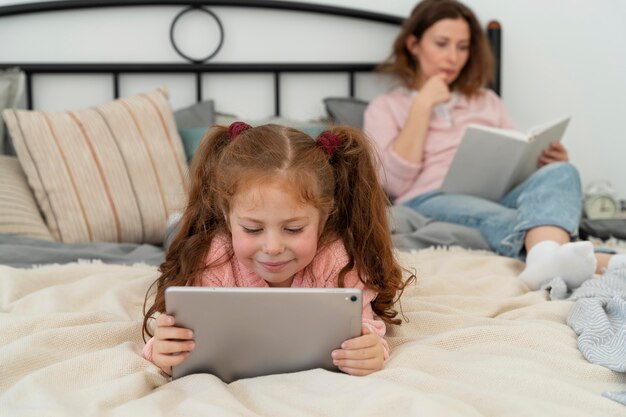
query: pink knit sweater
[{"left": 143, "top": 235, "right": 390, "bottom": 362}]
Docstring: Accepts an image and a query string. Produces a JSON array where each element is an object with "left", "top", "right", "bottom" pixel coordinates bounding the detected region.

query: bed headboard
[{"left": 0, "top": 0, "right": 502, "bottom": 115}]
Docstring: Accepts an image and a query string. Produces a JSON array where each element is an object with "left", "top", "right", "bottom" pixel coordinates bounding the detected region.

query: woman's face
[{"left": 407, "top": 17, "right": 471, "bottom": 88}]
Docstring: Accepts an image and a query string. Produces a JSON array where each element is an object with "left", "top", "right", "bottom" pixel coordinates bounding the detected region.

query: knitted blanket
[
  {"left": 1, "top": 249, "right": 624, "bottom": 417},
  {"left": 567, "top": 268, "right": 626, "bottom": 405}
]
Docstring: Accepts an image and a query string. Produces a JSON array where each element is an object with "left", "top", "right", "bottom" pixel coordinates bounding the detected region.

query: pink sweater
[
  {"left": 143, "top": 235, "right": 390, "bottom": 362},
  {"left": 364, "top": 87, "right": 515, "bottom": 203}
]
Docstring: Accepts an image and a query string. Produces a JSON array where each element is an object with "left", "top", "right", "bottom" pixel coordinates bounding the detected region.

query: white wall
[{"left": 1, "top": 0, "right": 625, "bottom": 199}]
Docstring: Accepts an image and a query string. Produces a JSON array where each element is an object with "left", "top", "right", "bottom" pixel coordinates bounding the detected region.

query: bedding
[
  {"left": 0, "top": 67, "right": 25, "bottom": 155},
  {"left": 390, "top": 205, "right": 490, "bottom": 251},
  {"left": 3, "top": 87, "right": 188, "bottom": 244},
  {"left": 0, "top": 155, "right": 53, "bottom": 241},
  {"left": 213, "top": 113, "right": 328, "bottom": 138},
  {"left": 323, "top": 96, "right": 369, "bottom": 128},
  {"left": 1, "top": 248, "right": 624, "bottom": 417},
  {"left": 174, "top": 107, "right": 329, "bottom": 162},
  {"left": 174, "top": 100, "right": 216, "bottom": 161},
  {"left": 174, "top": 100, "right": 216, "bottom": 130},
  {"left": 0, "top": 234, "right": 164, "bottom": 268},
  {"left": 1, "top": 3, "right": 623, "bottom": 416},
  {"left": 565, "top": 268, "right": 626, "bottom": 405}
]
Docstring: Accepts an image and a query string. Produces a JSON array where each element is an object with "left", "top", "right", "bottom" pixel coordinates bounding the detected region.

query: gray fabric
[
  {"left": 0, "top": 234, "right": 164, "bottom": 268},
  {"left": 174, "top": 100, "right": 215, "bottom": 128},
  {"left": 0, "top": 67, "right": 26, "bottom": 155},
  {"left": 389, "top": 205, "right": 490, "bottom": 251},
  {"left": 323, "top": 97, "right": 368, "bottom": 128},
  {"left": 580, "top": 218, "right": 626, "bottom": 240},
  {"left": 1, "top": 206, "right": 490, "bottom": 267},
  {"left": 1, "top": 205, "right": 489, "bottom": 267},
  {"left": 604, "top": 391, "right": 626, "bottom": 407},
  {"left": 565, "top": 268, "right": 626, "bottom": 405}
]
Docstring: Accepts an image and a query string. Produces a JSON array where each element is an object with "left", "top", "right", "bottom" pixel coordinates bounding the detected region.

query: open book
[{"left": 440, "top": 117, "right": 570, "bottom": 201}]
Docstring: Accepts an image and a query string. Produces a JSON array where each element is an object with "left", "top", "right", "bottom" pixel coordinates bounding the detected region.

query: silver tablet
[{"left": 165, "top": 287, "right": 362, "bottom": 382}]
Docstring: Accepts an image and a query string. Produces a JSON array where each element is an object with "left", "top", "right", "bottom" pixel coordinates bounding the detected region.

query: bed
[{"left": 1, "top": 1, "right": 624, "bottom": 416}]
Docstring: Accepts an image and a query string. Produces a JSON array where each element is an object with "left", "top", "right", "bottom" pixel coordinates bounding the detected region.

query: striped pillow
[
  {"left": 0, "top": 155, "right": 53, "bottom": 241},
  {"left": 2, "top": 88, "right": 188, "bottom": 244}
]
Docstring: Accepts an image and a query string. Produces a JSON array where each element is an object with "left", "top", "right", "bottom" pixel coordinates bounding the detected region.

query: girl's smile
[{"left": 257, "top": 260, "right": 291, "bottom": 273}]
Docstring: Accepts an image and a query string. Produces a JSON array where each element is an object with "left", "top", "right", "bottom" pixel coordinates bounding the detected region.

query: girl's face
[
  {"left": 407, "top": 17, "right": 471, "bottom": 88},
  {"left": 228, "top": 181, "right": 321, "bottom": 288}
]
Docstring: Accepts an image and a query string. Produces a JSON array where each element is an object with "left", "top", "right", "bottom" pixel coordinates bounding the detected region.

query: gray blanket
[
  {"left": 566, "top": 268, "right": 626, "bottom": 405},
  {"left": 0, "top": 234, "right": 165, "bottom": 268},
  {"left": 0, "top": 207, "right": 490, "bottom": 269},
  {"left": 389, "top": 206, "right": 490, "bottom": 251}
]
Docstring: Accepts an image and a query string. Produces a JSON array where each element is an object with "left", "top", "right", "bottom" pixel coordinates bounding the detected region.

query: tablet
[{"left": 165, "top": 287, "right": 362, "bottom": 382}]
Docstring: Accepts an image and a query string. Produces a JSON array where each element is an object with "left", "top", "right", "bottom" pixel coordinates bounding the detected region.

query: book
[{"left": 440, "top": 117, "right": 570, "bottom": 201}]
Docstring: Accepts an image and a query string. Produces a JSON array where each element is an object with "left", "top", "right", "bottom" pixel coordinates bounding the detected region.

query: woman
[{"left": 364, "top": 0, "right": 625, "bottom": 289}]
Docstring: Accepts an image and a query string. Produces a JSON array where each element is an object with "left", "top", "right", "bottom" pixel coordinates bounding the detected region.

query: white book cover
[{"left": 441, "top": 117, "right": 570, "bottom": 201}]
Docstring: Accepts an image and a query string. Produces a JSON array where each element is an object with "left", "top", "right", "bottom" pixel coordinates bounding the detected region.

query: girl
[
  {"left": 364, "top": 0, "right": 626, "bottom": 289},
  {"left": 142, "top": 122, "right": 412, "bottom": 377}
]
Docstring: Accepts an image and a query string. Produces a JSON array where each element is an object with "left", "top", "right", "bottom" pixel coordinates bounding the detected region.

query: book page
[
  {"left": 441, "top": 125, "right": 528, "bottom": 201},
  {"left": 463, "top": 124, "right": 528, "bottom": 142},
  {"left": 511, "top": 117, "right": 570, "bottom": 188}
]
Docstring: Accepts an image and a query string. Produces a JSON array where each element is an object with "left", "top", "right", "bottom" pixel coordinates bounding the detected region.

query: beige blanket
[{"left": 1, "top": 249, "right": 624, "bottom": 417}]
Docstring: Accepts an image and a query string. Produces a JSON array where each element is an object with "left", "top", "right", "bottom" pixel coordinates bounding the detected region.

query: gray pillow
[
  {"left": 0, "top": 67, "right": 26, "bottom": 155},
  {"left": 173, "top": 99, "right": 215, "bottom": 128},
  {"left": 323, "top": 97, "right": 369, "bottom": 129}
]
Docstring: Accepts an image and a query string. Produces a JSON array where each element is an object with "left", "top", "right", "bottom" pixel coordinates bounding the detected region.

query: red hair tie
[
  {"left": 317, "top": 131, "right": 342, "bottom": 156},
  {"left": 228, "top": 121, "right": 252, "bottom": 139}
]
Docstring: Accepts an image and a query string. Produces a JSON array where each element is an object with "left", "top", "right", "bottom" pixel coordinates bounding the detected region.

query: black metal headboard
[{"left": 0, "top": 0, "right": 501, "bottom": 114}]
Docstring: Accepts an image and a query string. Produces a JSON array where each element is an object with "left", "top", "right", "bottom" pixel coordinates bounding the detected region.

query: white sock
[
  {"left": 518, "top": 240, "right": 596, "bottom": 290},
  {"left": 607, "top": 254, "right": 626, "bottom": 271}
]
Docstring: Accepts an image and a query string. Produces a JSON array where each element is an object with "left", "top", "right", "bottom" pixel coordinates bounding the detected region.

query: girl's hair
[
  {"left": 142, "top": 124, "right": 412, "bottom": 340},
  {"left": 378, "top": 0, "right": 493, "bottom": 96}
]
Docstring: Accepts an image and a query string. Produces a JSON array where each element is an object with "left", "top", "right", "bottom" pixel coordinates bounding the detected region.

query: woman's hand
[
  {"left": 393, "top": 73, "right": 451, "bottom": 164},
  {"left": 152, "top": 314, "right": 195, "bottom": 376},
  {"left": 414, "top": 73, "right": 452, "bottom": 110},
  {"left": 331, "top": 324, "right": 385, "bottom": 376},
  {"left": 539, "top": 141, "right": 569, "bottom": 166}
]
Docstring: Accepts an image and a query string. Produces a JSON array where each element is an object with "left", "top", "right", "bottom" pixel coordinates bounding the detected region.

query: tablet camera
[{"left": 350, "top": 295, "right": 358, "bottom": 302}]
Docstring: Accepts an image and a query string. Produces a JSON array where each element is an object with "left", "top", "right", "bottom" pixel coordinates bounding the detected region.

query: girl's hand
[
  {"left": 331, "top": 324, "right": 385, "bottom": 376},
  {"left": 152, "top": 314, "right": 195, "bottom": 376},
  {"left": 539, "top": 141, "right": 569, "bottom": 166},
  {"left": 414, "top": 73, "right": 451, "bottom": 110}
]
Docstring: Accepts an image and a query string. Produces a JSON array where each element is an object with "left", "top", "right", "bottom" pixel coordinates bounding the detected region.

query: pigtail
[
  {"left": 142, "top": 125, "right": 232, "bottom": 341},
  {"left": 323, "top": 126, "right": 412, "bottom": 325}
]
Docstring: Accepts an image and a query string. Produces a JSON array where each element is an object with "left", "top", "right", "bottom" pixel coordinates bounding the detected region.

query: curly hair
[{"left": 142, "top": 124, "right": 413, "bottom": 340}]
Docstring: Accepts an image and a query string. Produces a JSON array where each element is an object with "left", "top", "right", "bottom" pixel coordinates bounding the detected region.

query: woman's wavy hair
[
  {"left": 142, "top": 124, "right": 413, "bottom": 340},
  {"left": 378, "top": 0, "right": 493, "bottom": 96}
]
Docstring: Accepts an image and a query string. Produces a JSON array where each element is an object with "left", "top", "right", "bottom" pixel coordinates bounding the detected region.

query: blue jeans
[{"left": 403, "top": 162, "right": 582, "bottom": 260}]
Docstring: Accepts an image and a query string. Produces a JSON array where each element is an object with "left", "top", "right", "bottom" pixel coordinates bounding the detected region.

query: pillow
[
  {"left": 174, "top": 99, "right": 215, "bottom": 129},
  {"left": 0, "top": 67, "right": 25, "bottom": 155},
  {"left": 323, "top": 97, "right": 369, "bottom": 129},
  {"left": 0, "top": 155, "right": 53, "bottom": 241},
  {"left": 259, "top": 116, "right": 328, "bottom": 138},
  {"left": 180, "top": 114, "right": 329, "bottom": 162},
  {"left": 178, "top": 127, "right": 207, "bottom": 162},
  {"left": 173, "top": 100, "right": 215, "bottom": 162},
  {"left": 2, "top": 88, "right": 188, "bottom": 244}
]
